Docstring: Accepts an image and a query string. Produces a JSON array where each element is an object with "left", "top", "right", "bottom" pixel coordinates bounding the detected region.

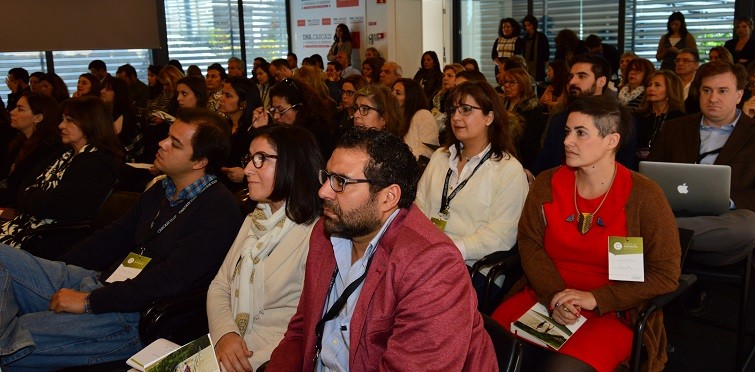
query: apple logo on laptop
[{"left": 677, "top": 183, "right": 689, "bottom": 194}]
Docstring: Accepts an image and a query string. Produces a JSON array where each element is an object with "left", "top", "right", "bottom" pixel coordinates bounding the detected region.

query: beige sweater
[{"left": 206, "top": 216, "right": 314, "bottom": 370}]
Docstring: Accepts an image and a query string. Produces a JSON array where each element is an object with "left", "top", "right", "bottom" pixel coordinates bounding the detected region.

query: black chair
[
  {"left": 682, "top": 239, "right": 753, "bottom": 370},
  {"left": 20, "top": 190, "right": 139, "bottom": 260},
  {"left": 59, "top": 288, "right": 210, "bottom": 372},
  {"left": 469, "top": 247, "right": 523, "bottom": 314},
  {"left": 482, "top": 313, "right": 523, "bottom": 372},
  {"left": 629, "top": 227, "right": 697, "bottom": 372},
  {"left": 139, "top": 287, "right": 209, "bottom": 345}
]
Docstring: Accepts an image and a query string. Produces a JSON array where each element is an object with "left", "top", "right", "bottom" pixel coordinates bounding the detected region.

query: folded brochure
[
  {"left": 128, "top": 334, "right": 219, "bottom": 372},
  {"left": 511, "top": 303, "right": 586, "bottom": 350}
]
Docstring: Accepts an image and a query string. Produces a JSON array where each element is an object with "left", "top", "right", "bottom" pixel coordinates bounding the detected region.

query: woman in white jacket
[
  {"left": 207, "top": 124, "right": 323, "bottom": 371},
  {"left": 391, "top": 78, "right": 440, "bottom": 161}
]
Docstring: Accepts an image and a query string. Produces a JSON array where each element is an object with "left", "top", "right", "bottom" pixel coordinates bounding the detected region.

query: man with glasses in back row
[
  {"left": 268, "top": 128, "right": 496, "bottom": 370},
  {"left": 674, "top": 48, "right": 702, "bottom": 114}
]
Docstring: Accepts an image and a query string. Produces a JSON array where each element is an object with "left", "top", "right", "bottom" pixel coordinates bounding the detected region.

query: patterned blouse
[{"left": 0, "top": 145, "right": 98, "bottom": 248}]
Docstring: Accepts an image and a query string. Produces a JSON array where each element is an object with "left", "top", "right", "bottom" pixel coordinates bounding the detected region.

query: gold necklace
[{"left": 573, "top": 164, "right": 617, "bottom": 234}]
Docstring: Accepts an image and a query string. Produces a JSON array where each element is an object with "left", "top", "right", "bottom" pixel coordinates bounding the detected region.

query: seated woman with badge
[
  {"left": 415, "top": 81, "right": 528, "bottom": 275},
  {"left": 491, "top": 95, "right": 681, "bottom": 372},
  {"left": 207, "top": 124, "right": 323, "bottom": 371}
]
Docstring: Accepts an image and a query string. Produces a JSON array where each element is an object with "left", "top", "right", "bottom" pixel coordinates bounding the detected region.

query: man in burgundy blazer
[
  {"left": 267, "top": 129, "right": 497, "bottom": 371},
  {"left": 649, "top": 60, "right": 755, "bottom": 267}
]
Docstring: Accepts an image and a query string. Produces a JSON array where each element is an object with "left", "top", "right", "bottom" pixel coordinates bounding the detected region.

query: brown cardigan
[{"left": 513, "top": 166, "right": 681, "bottom": 371}]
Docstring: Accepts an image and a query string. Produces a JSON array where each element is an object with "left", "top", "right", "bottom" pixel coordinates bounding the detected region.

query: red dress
[{"left": 492, "top": 165, "right": 633, "bottom": 372}]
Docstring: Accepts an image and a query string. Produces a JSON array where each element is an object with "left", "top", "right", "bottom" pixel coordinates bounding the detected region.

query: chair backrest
[
  {"left": 678, "top": 227, "right": 694, "bottom": 268},
  {"left": 92, "top": 191, "right": 141, "bottom": 230},
  {"left": 482, "top": 313, "right": 522, "bottom": 372}
]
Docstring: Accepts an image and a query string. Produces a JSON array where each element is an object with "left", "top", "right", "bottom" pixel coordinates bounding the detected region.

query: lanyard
[
  {"left": 313, "top": 253, "right": 376, "bottom": 367},
  {"left": 439, "top": 150, "right": 493, "bottom": 215},
  {"left": 137, "top": 179, "right": 217, "bottom": 255},
  {"left": 697, "top": 147, "right": 723, "bottom": 163},
  {"left": 312, "top": 213, "right": 396, "bottom": 368}
]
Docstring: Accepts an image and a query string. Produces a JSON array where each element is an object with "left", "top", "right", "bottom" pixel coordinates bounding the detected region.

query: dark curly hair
[{"left": 336, "top": 128, "right": 419, "bottom": 208}]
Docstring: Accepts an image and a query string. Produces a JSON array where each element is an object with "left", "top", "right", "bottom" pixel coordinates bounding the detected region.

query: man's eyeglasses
[
  {"left": 242, "top": 151, "right": 278, "bottom": 168},
  {"left": 341, "top": 89, "right": 356, "bottom": 97},
  {"left": 446, "top": 104, "right": 484, "bottom": 117},
  {"left": 674, "top": 58, "right": 696, "bottom": 64},
  {"left": 352, "top": 104, "right": 381, "bottom": 116},
  {"left": 267, "top": 103, "right": 300, "bottom": 117},
  {"left": 318, "top": 169, "right": 383, "bottom": 193}
]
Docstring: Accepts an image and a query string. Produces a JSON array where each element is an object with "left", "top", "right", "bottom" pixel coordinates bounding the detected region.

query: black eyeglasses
[
  {"left": 242, "top": 151, "right": 278, "bottom": 168},
  {"left": 446, "top": 104, "right": 483, "bottom": 117},
  {"left": 318, "top": 169, "right": 383, "bottom": 193},
  {"left": 352, "top": 104, "right": 381, "bottom": 116},
  {"left": 341, "top": 89, "right": 356, "bottom": 97}
]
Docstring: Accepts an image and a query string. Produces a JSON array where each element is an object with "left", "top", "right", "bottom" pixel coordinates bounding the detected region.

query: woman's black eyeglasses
[
  {"left": 242, "top": 152, "right": 278, "bottom": 168},
  {"left": 446, "top": 104, "right": 483, "bottom": 117},
  {"left": 352, "top": 104, "right": 381, "bottom": 116}
]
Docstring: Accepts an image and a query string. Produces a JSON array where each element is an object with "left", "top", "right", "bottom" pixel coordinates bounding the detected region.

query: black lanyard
[
  {"left": 697, "top": 147, "right": 723, "bottom": 163},
  {"left": 313, "top": 253, "right": 376, "bottom": 366},
  {"left": 439, "top": 150, "right": 493, "bottom": 215},
  {"left": 136, "top": 179, "right": 216, "bottom": 255}
]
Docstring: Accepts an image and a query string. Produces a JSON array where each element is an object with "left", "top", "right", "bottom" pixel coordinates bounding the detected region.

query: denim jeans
[{"left": 0, "top": 245, "right": 142, "bottom": 369}]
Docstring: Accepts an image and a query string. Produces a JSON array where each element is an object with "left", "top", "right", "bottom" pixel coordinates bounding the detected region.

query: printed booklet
[{"left": 511, "top": 303, "right": 587, "bottom": 350}]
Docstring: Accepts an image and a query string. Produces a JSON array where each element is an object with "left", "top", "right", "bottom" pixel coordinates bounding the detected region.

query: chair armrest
[
  {"left": 18, "top": 220, "right": 94, "bottom": 237},
  {"left": 139, "top": 287, "right": 209, "bottom": 344},
  {"left": 629, "top": 274, "right": 697, "bottom": 372},
  {"left": 470, "top": 246, "right": 519, "bottom": 275},
  {"left": 646, "top": 274, "right": 697, "bottom": 310}
]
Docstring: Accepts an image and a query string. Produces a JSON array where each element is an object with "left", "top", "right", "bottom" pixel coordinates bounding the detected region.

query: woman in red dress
[{"left": 492, "top": 95, "right": 681, "bottom": 371}]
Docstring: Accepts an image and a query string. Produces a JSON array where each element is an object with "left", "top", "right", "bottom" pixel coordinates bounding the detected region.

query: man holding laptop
[{"left": 648, "top": 60, "right": 755, "bottom": 269}]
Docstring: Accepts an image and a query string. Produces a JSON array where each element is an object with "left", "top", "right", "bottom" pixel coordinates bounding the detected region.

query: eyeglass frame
[
  {"left": 340, "top": 89, "right": 357, "bottom": 97},
  {"left": 318, "top": 169, "right": 384, "bottom": 193},
  {"left": 501, "top": 79, "right": 518, "bottom": 85},
  {"left": 446, "top": 104, "right": 484, "bottom": 117},
  {"left": 351, "top": 104, "right": 382, "bottom": 116},
  {"left": 267, "top": 103, "right": 301, "bottom": 117},
  {"left": 242, "top": 151, "right": 278, "bottom": 169}
]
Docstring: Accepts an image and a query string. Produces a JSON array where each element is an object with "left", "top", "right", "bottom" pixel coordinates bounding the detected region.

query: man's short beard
[
  {"left": 567, "top": 83, "right": 597, "bottom": 102},
  {"left": 323, "top": 195, "right": 382, "bottom": 239}
]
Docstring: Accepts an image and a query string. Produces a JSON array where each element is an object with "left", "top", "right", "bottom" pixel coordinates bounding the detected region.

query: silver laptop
[{"left": 639, "top": 161, "right": 731, "bottom": 216}]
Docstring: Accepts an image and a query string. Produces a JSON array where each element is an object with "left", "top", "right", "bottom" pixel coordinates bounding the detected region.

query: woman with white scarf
[{"left": 207, "top": 124, "right": 323, "bottom": 371}]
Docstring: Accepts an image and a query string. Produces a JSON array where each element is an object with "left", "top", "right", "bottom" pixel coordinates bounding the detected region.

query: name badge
[
  {"left": 430, "top": 217, "right": 447, "bottom": 231},
  {"left": 106, "top": 252, "right": 152, "bottom": 283},
  {"left": 608, "top": 236, "right": 644, "bottom": 282}
]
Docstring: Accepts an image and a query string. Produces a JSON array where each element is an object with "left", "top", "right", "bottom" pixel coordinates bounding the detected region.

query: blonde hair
[
  {"left": 158, "top": 65, "right": 185, "bottom": 92},
  {"left": 294, "top": 65, "right": 330, "bottom": 101}
]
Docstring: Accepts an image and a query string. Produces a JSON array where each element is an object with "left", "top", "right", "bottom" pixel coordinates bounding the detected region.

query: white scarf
[
  {"left": 618, "top": 85, "right": 644, "bottom": 105},
  {"left": 231, "top": 202, "right": 295, "bottom": 335}
]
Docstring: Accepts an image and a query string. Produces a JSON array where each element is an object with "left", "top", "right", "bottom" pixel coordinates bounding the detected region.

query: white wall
[
  {"left": 291, "top": 0, "right": 453, "bottom": 76},
  {"left": 422, "top": 0, "right": 453, "bottom": 66}
]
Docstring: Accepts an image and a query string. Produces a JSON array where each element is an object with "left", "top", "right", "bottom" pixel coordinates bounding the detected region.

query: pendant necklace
[{"left": 573, "top": 164, "right": 617, "bottom": 234}]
